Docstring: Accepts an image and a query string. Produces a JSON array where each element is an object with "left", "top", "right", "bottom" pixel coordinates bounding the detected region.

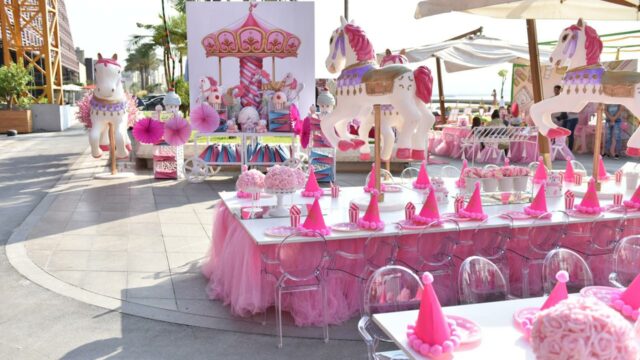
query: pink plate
[
  {"left": 447, "top": 315, "right": 482, "bottom": 346},
  {"left": 513, "top": 307, "right": 539, "bottom": 334},
  {"left": 331, "top": 222, "right": 361, "bottom": 232},
  {"left": 500, "top": 211, "right": 531, "bottom": 220},
  {"left": 264, "top": 226, "right": 296, "bottom": 237},
  {"left": 440, "top": 212, "right": 474, "bottom": 222},
  {"left": 580, "top": 286, "right": 622, "bottom": 304},
  {"left": 384, "top": 185, "right": 403, "bottom": 193},
  {"left": 606, "top": 204, "right": 637, "bottom": 213},
  {"left": 396, "top": 219, "right": 428, "bottom": 230},
  {"left": 566, "top": 209, "right": 602, "bottom": 218}
]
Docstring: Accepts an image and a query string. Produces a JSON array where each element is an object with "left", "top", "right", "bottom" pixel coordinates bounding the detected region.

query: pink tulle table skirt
[
  {"left": 431, "top": 126, "right": 538, "bottom": 163},
  {"left": 202, "top": 203, "right": 629, "bottom": 327}
]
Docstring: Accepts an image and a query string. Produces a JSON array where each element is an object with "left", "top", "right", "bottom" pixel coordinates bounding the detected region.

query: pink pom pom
[
  {"left": 370, "top": 189, "right": 379, "bottom": 196},
  {"left": 419, "top": 344, "right": 430, "bottom": 355},
  {"left": 422, "top": 272, "right": 434, "bottom": 285},
  {"left": 555, "top": 270, "right": 569, "bottom": 283},
  {"left": 430, "top": 345, "right": 443, "bottom": 356},
  {"left": 442, "top": 341, "right": 454, "bottom": 352}
]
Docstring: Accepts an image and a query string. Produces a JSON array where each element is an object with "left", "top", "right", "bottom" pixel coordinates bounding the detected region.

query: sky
[{"left": 66, "top": 0, "right": 640, "bottom": 99}]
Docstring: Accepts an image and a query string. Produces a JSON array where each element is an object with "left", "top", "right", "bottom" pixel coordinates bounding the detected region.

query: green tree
[
  {"left": 0, "top": 64, "right": 33, "bottom": 110},
  {"left": 174, "top": 76, "right": 189, "bottom": 114},
  {"left": 125, "top": 44, "right": 160, "bottom": 90},
  {"left": 498, "top": 69, "right": 509, "bottom": 100}
]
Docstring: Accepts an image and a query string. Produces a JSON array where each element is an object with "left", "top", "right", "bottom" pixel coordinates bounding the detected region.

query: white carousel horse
[
  {"left": 199, "top": 76, "right": 222, "bottom": 108},
  {"left": 530, "top": 18, "right": 640, "bottom": 156},
  {"left": 88, "top": 53, "right": 130, "bottom": 159},
  {"left": 280, "top": 72, "right": 304, "bottom": 102},
  {"left": 356, "top": 49, "right": 410, "bottom": 161},
  {"left": 322, "top": 17, "right": 435, "bottom": 160}
]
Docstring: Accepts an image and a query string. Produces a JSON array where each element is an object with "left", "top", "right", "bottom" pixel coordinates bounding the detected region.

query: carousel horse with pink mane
[
  {"left": 355, "top": 49, "right": 410, "bottom": 161},
  {"left": 530, "top": 18, "right": 640, "bottom": 156},
  {"left": 322, "top": 17, "right": 435, "bottom": 160},
  {"left": 88, "top": 53, "right": 131, "bottom": 159},
  {"left": 199, "top": 76, "right": 223, "bottom": 108}
]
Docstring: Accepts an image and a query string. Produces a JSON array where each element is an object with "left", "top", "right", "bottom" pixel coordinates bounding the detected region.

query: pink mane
[
  {"left": 96, "top": 58, "right": 121, "bottom": 68},
  {"left": 381, "top": 54, "right": 408, "bottom": 67},
  {"left": 568, "top": 24, "right": 602, "bottom": 65},
  {"left": 344, "top": 24, "right": 375, "bottom": 62}
]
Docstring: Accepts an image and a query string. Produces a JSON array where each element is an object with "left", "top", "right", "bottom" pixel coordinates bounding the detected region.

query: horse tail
[{"left": 413, "top": 66, "right": 433, "bottom": 104}]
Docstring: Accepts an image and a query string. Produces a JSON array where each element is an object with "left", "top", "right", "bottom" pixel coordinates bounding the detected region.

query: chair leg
[
  {"left": 322, "top": 283, "right": 329, "bottom": 343},
  {"left": 522, "top": 264, "right": 530, "bottom": 298},
  {"left": 277, "top": 288, "right": 283, "bottom": 348}
]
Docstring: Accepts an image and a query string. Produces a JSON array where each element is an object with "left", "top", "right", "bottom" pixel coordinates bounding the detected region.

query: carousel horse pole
[
  {"left": 374, "top": 104, "right": 383, "bottom": 201},
  {"left": 108, "top": 123, "right": 117, "bottom": 175}
]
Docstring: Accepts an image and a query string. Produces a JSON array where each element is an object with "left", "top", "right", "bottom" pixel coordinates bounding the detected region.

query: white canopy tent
[{"left": 383, "top": 33, "right": 552, "bottom": 123}]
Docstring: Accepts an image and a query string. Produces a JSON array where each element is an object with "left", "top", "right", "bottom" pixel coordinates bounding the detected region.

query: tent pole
[
  {"left": 593, "top": 104, "right": 604, "bottom": 191},
  {"left": 218, "top": 58, "right": 222, "bottom": 85},
  {"left": 526, "top": 19, "right": 551, "bottom": 169},
  {"left": 374, "top": 104, "right": 383, "bottom": 202},
  {"left": 436, "top": 57, "right": 446, "bottom": 124}
]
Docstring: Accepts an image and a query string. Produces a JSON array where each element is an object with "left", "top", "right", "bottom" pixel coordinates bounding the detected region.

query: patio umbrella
[{"left": 414, "top": 0, "right": 640, "bottom": 171}]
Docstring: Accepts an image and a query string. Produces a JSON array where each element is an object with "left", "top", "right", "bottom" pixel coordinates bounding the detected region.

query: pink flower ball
[
  {"left": 531, "top": 297, "right": 638, "bottom": 360},
  {"left": 236, "top": 169, "right": 265, "bottom": 192}
]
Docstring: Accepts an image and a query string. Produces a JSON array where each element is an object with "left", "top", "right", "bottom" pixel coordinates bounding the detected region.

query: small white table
[{"left": 372, "top": 296, "right": 550, "bottom": 360}]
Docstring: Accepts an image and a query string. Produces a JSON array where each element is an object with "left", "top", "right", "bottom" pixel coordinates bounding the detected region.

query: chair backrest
[
  {"left": 471, "top": 215, "right": 512, "bottom": 259},
  {"left": 363, "top": 233, "right": 397, "bottom": 270},
  {"left": 528, "top": 211, "right": 568, "bottom": 254},
  {"left": 277, "top": 230, "right": 328, "bottom": 282},
  {"left": 570, "top": 160, "right": 587, "bottom": 175},
  {"left": 439, "top": 165, "right": 460, "bottom": 179},
  {"left": 400, "top": 167, "right": 419, "bottom": 185},
  {"left": 417, "top": 219, "right": 458, "bottom": 267},
  {"left": 610, "top": 235, "right": 640, "bottom": 287},
  {"left": 363, "top": 265, "right": 423, "bottom": 317},
  {"left": 483, "top": 164, "right": 500, "bottom": 170},
  {"left": 542, "top": 248, "right": 593, "bottom": 294},
  {"left": 365, "top": 168, "right": 396, "bottom": 186},
  {"left": 458, "top": 256, "right": 508, "bottom": 304},
  {"left": 528, "top": 161, "right": 549, "bottom": 174}
]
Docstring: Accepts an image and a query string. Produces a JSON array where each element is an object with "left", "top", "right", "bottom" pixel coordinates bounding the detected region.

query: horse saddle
[
  {"left": 602, "top": 71, "right": 640, "bottom": 98},
  {"left": 362, "top": 65, "right": 411, "bottom": 96}
]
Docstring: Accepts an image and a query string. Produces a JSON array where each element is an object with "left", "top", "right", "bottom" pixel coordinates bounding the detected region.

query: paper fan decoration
[
  {"left": 133, "top": 117, "right": 164, "bottom": 144},
  {"left": 164, "top": 115, "right": 192, "bottom": 146},
  {"left": 290, "top": 103, "right": 301, "bottom": 134},
  {"left": 301, "top": 116, "right": 312, "bottom": 149},
  {"left": 191, "top": 103, "right": 220, "bottom": 132}
]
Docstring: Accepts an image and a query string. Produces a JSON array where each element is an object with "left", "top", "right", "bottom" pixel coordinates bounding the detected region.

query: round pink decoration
[
  {"left": 566, "top": 209, "right": 602, "bottom": 218},
  {"left": 580, "top": 286, "right": 622, "bottom": 305},
  {"left": 396, "top": 219, "right": 429, "bottom": 230},
  {"left": 264, "top": 226, "right": 296, "bottom": 237},
  {"left": 447, "top": 315, "right": 482, "bottom": 347},
  {"left": 331, "top": 222, "right": 361, "bottom": 232},
  {"left": 513, "top": 307, "right": 539, "bottom": 335}
]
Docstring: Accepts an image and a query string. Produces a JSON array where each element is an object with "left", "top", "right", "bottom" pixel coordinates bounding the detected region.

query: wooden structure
[{"left": 0, "top": 0, "right": 64, "bottom": 104}]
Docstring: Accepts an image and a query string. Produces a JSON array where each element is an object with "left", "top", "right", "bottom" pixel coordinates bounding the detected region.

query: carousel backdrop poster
[{"left": 186, "top": 1, "right": 315, "bottom": 114}]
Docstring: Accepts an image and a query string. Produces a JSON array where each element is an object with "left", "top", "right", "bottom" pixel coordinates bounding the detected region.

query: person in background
[
  {"left": 604, "top": 104, "right": 624, "bottom": 159},
  {"left": 489, "top": 109, "right": 504, "bottom": 127},
  {"left": 472, "top": 115, "right": 484, "bottom": 150},
  {"left": 552, "top": 85, "right": 579, "bottom": 150}
]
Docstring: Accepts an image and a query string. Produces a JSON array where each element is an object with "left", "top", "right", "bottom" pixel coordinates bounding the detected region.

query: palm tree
[
  {"left": 125, "top": 44, "right": 159, "bottom": 91},
  {"left": 498, "top": 69, "right": 509, "bottom": 101}
]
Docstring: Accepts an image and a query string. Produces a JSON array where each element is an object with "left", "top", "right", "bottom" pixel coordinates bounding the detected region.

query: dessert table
[{"left": 202, "top": 164, "right": 640, "bottom": 326}]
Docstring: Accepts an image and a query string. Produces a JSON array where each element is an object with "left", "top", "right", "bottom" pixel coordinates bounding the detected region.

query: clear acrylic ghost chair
[
  {"left": 468, "top": 215, "right": 512, "bottom": 293},
  {"left": 508, "top": 211, "right": 569, "bottom": 297},
  {"left": 415, "top": 219, "right": 460, "bottom": 305},
  {"left": 483, "top": 164, "right": 500, "bottom": 171},
  {"left": 560, "top": 211, "right": 604, "bottom": 254},
  {"left": 542, "top": 248, "right": 593, "bottom": 295},
  {"left": 399, "top": 167, "right": 419, "bottom": 186},
  {"left": 439, "top": 165, "right": 460, "bottom": 179},
  {"left": 570, "top": 159, "right": 587, "bottom": 176},
  {"left": 458, "top": 256, "right": 508, "bottom": 304},
  {"left": 358, "top": 265, "right": 423, "bottom": 360},
  {"left": 528, "top": 161, "right": 549, "bottom": 175},
  {"left": 330, "top": 232, "right": 397, "bottom": 313},
  {"left": 609, "top": 235, "right": 640, "bottom": 288},
  {"left": 273, "top": 230, "right": 331, "bottom": 348},
  {"left": 366, "top": 168, "right": 396, "bottom": 186}
]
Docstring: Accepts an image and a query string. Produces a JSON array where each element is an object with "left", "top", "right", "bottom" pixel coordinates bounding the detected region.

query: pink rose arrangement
[
  {"left": 265, "top": 165, "right": 305, "bottom": 192},
  {"left": 462, "top": 167, "right": 483, "bottom": 178},
  {"left": 482, "top": 168, "right": 503, "bottom": 179},
  {"left": 236, "top": 169, "right": 265, "bottom": 193},
  {"left": 501, "top": 166, "right": 530, "bottom": 177},
  {"left": 531, "top": 297, "right": 638, "bottom": 360}
]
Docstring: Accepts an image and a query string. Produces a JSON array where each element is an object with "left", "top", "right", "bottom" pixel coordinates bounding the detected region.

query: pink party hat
[
  {"left": 532, "top": 156, "right": 547, "bottom": 184},
  {"left": 564, "top": 161, "right": 575, "bottom": 183},
  {"left": 597, "top": 155, "right": 609, "bottom": 180},
  {"left": 357, "top": 190, "right": 385, "bottom": 230},
  {"left": 413, "top": 161, "right": 431, "bottom": 189},
  {"left": 610, "top": 273, "right": 640, "bottom": 320},
  {"left": 298, "top": 197, "right": 330, "bottom": 236},
  {"left": 524, "top": 184, "right": 550, "bottom": 218},
  {"left": 624, "top": 184, "right": 640, "bottom": 209},
  {"left": 455, "top": 159, "right": 468, "bottom": 188},
  {"left": 459, "top": 182, "right": 487, "bottom": 220},
  {"left": 407, "top": 272, "right": 460, "bottom": 357},
  {"left": 301, "top": 165, "right": 323, "bottom": 198},
  {"left": 413, "top": 186, "right": 440, "bottom": 224},
  {"left": 541, "top": 271, "right": 569, "bottom": 310},
  {"left": 575, "top": 178, "right": 604, "bottom": 214},
  {"left": 364, "top": 163, "right": 386, "bottom": 193}
]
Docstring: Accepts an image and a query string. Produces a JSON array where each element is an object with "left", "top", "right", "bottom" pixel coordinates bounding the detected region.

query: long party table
[{"left": 202, "top": 174, "right": 640, "bottom": 326}]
